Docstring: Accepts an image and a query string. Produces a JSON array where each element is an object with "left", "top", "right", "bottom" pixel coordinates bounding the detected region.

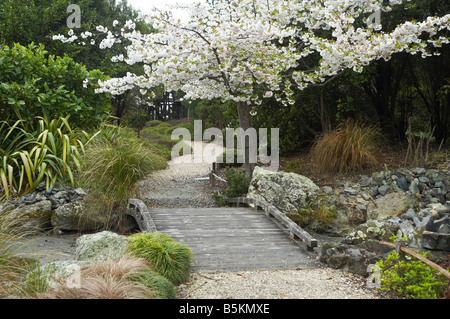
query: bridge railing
[
  {"left": 228, "top": 197, "right": 318, "bottom": 251},
  {"left": 127, "top": 198, "right": 157, "bottom": 233}
]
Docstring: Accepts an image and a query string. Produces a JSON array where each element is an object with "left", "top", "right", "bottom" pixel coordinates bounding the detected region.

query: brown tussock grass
[
  {"left": 35, "top": 256, "right": 156, "bottom": 299},
  {"left": 311, "top": 119, "right": 383, "bottom": 175}
]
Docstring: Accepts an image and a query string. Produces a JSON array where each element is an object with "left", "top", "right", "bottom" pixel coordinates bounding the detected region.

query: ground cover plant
[
  {"left": 127, "top": 232, "right": 194, "bottom": 285},
  {"left": 376, "top": 244, "right": 449, "bottom": 299}
]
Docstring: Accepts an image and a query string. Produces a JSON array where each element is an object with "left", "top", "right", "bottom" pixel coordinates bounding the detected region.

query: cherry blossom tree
[{"left": 54, "top": 0, "right": 450, "bottom": 176}]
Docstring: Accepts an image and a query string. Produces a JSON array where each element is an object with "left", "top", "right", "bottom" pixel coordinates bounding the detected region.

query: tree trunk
[{"left": 237, "top": 101, "right": 254, "bottom": 180}]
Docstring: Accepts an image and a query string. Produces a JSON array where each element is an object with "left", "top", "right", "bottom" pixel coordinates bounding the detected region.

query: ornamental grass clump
[
  {"left": 129, "top": 269, "right": 177, "bottom": 299},
  {"left": 127, "top": 232, "right": 194, "bottom": 285},
  {"left": 311, "top": 119, "right": 383, "bottom": 174},
  {"left": 79, "top": 124, "right": 167, "bottom": 230},
  {"left": 35, "top": 256, "right": 157, "bottom": 299},
  {"left": 0, "top": 208, "right": 37, "bottom": 298}
]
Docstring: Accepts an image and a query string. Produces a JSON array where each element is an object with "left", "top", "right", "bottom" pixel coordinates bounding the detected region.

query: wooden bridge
[{"left": 127, "top": 198, "right": 319, "bottom": 272}]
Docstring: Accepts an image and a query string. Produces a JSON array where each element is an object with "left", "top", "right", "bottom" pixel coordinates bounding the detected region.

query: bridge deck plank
[{"left": 149, "top": 207, "right": 318, "bottom": 272}]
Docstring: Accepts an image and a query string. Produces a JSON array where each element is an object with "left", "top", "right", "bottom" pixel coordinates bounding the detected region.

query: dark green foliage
[
  {"left": 224, "top": 167, "right": 249, "bottom": 198},
  {"left": 212, "top": 167, "right": 249, "bottom": 206},
  {"left": 0, "top": 43, "right": 111, "bottom": 129},
  {"left": 127, "top": 232, "right": 194, "bottom": 285},
  {"left": 129, "top": 269, "right": 177, "bottom": 299}
]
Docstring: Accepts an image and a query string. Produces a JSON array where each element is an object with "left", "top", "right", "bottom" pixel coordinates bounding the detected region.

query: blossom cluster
[{"left": 53, "top": 0, "right": 450, "bottom": 106}]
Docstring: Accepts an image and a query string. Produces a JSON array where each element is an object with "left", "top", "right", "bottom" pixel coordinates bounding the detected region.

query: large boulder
[
  {"left": 8, "top": 200, "right": 53, "bottom": 233},
  {"left": 51, "top": 201, "right": 108, "bottom": 232},
  {"left": 74, "top": 231, "right": 128, "bottom": 262},
  {"left": 367, "top": 192, "right": 415, "bottom": 220},
  {"left": 247, "top": 166, "right": 320, "bottom": 214}
]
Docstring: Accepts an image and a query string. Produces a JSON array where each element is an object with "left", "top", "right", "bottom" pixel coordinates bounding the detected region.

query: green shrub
[
  {"left": 129, "top": 269, "right": 177, "bottom": 299},
  {"left": 311, "top": 119, "right": 383, "bottom": 174},
  {"left": 0, "top": 43, "right": 110, "bottom": 129},
  {"left": 212, "top": 167, "right": 249, "bottom": 206},
  {"left": 126, "top": 232, "right": 194, "bottom": 285},
  {"left": 376, "top": 250, "right": 448, "bottom": 299},
  {"left": 224, "top": 167, "right": 249, "bottom": 198}
]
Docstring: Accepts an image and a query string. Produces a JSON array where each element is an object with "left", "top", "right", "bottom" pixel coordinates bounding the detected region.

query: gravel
[
  {"left": 177, "top": 267, "right": 382, "bottom": 299},
  {"left": 136, "top": 140, "right": 222, "bottom": 208}
]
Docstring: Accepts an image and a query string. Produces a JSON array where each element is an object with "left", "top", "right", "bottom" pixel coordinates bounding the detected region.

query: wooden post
[{"left": 395, "top": 238, "right": 406, "bottom": 261}]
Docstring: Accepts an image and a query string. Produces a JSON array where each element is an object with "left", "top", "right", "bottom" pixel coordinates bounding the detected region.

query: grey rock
[
  {"left": 422, "top": 231, "right": 450, "bottom": 251},
  {"left": 75, "top": 231, "right": 128, "bottom": 262},
  {"left": 412, "top": 167, "right": 426, "bottom": 175},
  {"left": 344, "top": 188, "right": 359, "bottom": 195},
  {"left": 401, "top": 208, "right": 417, "bottom": 221},
  {"left": 396, "top": 177, "right": 409, "bottom": 191},
  {"left": 409, "top": 180, "right": 420, "bottom": 194},
  {"left": 53, "top": 191, "right": 68, "bottom": 200},
  {"left": 247, "top": 166, "right": 319, "bottom": 214},
  {"left": 438, "top": 224, "right": 449, "bottom": 234},
  {"left": 367, "top": 192, "right": 415, "bottom": 220},
  {"left": 378, "top": 185, "right": 391, "bottom": 196},
  {"left": 51, "top": 201, "right": 107, "bottom": 232},
  {"left": 9, "top": 200, "right": 53, "bottom": 232},
  {"left": 322, "top": 186, "right": 334, "bottom": 194}
]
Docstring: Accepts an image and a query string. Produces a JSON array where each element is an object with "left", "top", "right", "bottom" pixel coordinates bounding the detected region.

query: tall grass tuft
[
  {"left": 0, "top": 206, "right": 38, "bottom": 298},
  {"left": 79, "top": 124, "right": 167, "bottom": 230},
  {"left": 127, "top": 232, "right": 194, "bottom": 285},
  {"left": 311, "top": 119, "right": 383, "bottom": 174},
  {"left": 129, "top": 269, "right": 177, "bottom": 299}
]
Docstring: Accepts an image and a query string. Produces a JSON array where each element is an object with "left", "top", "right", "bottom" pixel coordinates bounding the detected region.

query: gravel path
[
  {"left": 177, "top": 268, "right": 381, "bottom": 299},
  {"left": 136, "top": 140, "right": 222, "bottom": 208},
  {"left": 137, "top": 140, "right": 383, "bottom": 299}
]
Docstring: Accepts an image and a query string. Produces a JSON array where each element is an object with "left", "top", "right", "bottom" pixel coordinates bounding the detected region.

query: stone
[
  {"left": 51, "top": 201, "right": 107, "bottom": 232},
  {"left": 344, "top": 188, "right": 359, "bottom": 195},
  {"left": 422, "top": 231, "right": 450, "bottom": 251},
  {"left": 322, "top": 186, "right": 334, "bottom": 194},
  {"left": 367, "top": 192, "right": 415, "bottom": 220},
  {"left": 378, "top": 185, "right": 391, "bottom": 196},
  {"left": 75, "top": 231, "right": 128, "bottom": 262},
  {"left": 395, "top": 177, "right": 409, "bottom": 191},
  {"left": 247, "top": 166, "right": 320, "bottom": 214},
  {"left": 427, "top": 203, "right": 449, "bottom": 214},
  {"left": 409, "top": 180, "right": 421, "bottom": 195},
  {"left": 9, "top": 200, "right": 53, "bottom": 232},
  {"left": 412, "top": 167, "right": 426, "bottom": 175},
  {"left": 317, "top": 242, "right": 382, "bottom": 277},
  {"left": 401, "top": 208, "right": 417, "bottom": 221}
]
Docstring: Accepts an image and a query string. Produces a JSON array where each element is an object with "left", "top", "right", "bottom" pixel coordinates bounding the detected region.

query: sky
[{"left": 124, "top": 0, "right": 203, "bottom": 21}]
